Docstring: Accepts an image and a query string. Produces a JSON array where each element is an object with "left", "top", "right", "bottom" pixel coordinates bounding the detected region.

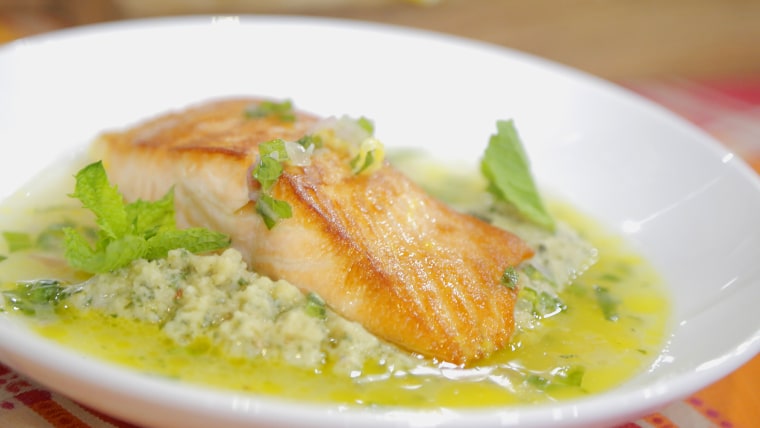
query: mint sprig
[{"left": 62, "top": 161, "right": 231, "bottom": 274}]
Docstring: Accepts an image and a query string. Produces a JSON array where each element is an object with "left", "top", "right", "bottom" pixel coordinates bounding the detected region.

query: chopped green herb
[
  {"left": 349, "top": 137, "right": 384, "bottom": 176},
  {"left": 2, "top": 231, "right": 34, "bottom": 252},
  {"left": 63, "top": 161, "right": 230, "bottom": 274},
  {"left": 0, "top": 255, "right": 6, "bottom": 263},
  {"left": 244, "top": 99, "right": 296, "bottom": 122},
  {"left": 2, "top": 279, "right": 67, "bottom": 315},
  {"left": 356, "top": 116, "right": 375, "bottom": 135},
  {"left": 256, "top": 194, "right": 293, "bottom": 230},
  {"left": 525, "top": 365, "right": 585, "bottom": 391},
  {"left": 519, "top": 286, "right": 566, "bottom": 318},
  {"left": 251, "top": 139, "right": 295, "bottom": 229},
  {"left": 296, "top": 134, "right": 322, "bottom": 149},
  {"left": 526, "top": 374, "right": 550, "bottom": 389},
  {"left": 501, "top": 267, "right": 519, "bottom": 289},
  {"left": 481, "top": 120, "right": 555, "bottom": 230},
  {"left": 594, "top": 285, "right": 620, "bottom": 321},
  {"left": 553, "top": 365, "right": 586, "bottom": 387},
  {"left": 253, "top": 155, "right": 285, "bottom": 192},
  {"left": 258, "top": 138, "right": 289, "bottom": 161},
  {"left": 305, "top": 292, "right": 327, "bottom": 319},
  {"left": 350, "top": 149, "right": 376, "bottom": 175}
]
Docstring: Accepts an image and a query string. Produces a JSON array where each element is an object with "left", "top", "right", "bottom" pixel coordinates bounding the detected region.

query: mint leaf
[
  {"left": 126, "top": 190, "right": 176, "bottom": 239},
  {"left": 144, "top": 228, "right": 231, "bottom": 260},
  {"left": 258, "top": 138, "right": 289, "bottom": 161},
  {"left": 63, "top": 228, "right": 146, "bottom": 273},
  {"left": 253, "top": 155, "right": 284, "bottom": 192},
  {"left": 251, "top": 138, "right": 294, "bottom": 228},
  {"left": 62, "top": 161, "right": 230, "bottom": 274},
  {"left": 69, "top": 161, "right": 129, "bottom": 240},
  {"left": 257, "top": 194, "right": 293, "bottom": 230},
  {"left": 481, "top": 120, "right": 555, "bottom": 230}
]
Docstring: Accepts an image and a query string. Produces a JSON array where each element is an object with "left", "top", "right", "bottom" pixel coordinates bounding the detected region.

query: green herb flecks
[
  {"left": 594, "top": 285, "right": 620, "bottom": 321},
  {"left": 62, "top": 161, "right": 231, "bottom": 274},
  {"left": 525, "top": 364, "right": 585, "bottom": 391},
  {"left": 356, "top": 116, "right": 375, "bottom": 135},
  {"left": 350, "top": 148, "right": 377, "bottom": 175},
  {"left": 251, "top": 139, "right": 294, "bottom": 229},
  {"left": 2, "top": 231, "right": 34, "bottom": 252},
  {"left": 254, "top": 154, "right": 285, "bottom": 191},
  {"left": 349, "top": 136, "right": 385, "bottom": 176},
  {"left": 256, "top": 194, "right": 293, "bottom": 230},
  {"left": 519, "top": 286, "right": 566, "bottom": 319},
  {"left": 2, "top": 279, "right": 68, "bottom": 315},
  {"left": 481, "top": 120, "right": 555, "bottom": 231},
  {"left": 296, "top": 134, "right": 322, "bottom": 149},
  {"left": 501, "top": 267, "right": 519, "bottom": 289},
  {"left": 245, "top": 99, "right": 296, "bottom": 122},
  {"left": 305, "top": 292, "right": 327, "bottom": 319}
]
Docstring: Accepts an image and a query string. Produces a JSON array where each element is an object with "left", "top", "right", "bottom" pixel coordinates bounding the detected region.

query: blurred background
[
  {"left": 2, "top": 0, "right": 759, "bottom": 165},
  {"left": 1, "top": 0, "right": 760, "bottom": 79}
]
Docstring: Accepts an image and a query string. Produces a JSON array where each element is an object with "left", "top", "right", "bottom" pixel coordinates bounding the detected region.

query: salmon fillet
[{"left": 92, "top": 98, "right": 533, "bottom": 364}]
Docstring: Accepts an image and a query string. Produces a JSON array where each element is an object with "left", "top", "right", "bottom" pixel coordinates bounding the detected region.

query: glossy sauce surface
[{"left": 0, "top": 157, "right": 670, "bottom": 408}]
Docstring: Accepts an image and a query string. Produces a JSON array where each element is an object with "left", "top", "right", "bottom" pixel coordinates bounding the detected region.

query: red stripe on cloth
[
  {"left": 15, "top": 389, "right": 91, "bottom": 427},
  {"left": 687, "top": 396, "right": 736, "bottom": 428}
]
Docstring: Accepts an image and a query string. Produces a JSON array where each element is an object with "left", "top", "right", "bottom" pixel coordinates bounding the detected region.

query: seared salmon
[{"left": 93, "top": 98, "right": 533, "bottom": 364}]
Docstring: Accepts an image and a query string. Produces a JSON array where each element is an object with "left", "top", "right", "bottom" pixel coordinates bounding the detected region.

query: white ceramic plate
[{"left": 1, "top": 16, "right": 759, "bottom": 428}]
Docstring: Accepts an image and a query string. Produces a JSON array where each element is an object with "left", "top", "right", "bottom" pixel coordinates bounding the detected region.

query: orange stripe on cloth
[
  {"left": 15, "top": 388, "right": 90, "bottom": 427},
  {"left": 688, "top": 354, "right": 760, "bottom": 428}
]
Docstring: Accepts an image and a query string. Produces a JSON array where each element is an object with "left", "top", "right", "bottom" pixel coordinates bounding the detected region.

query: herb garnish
[
  {"left": 252, "top": 139, "right": 294, "bottom": 229},
  {"left": 62, "top": 161, "right": 231, "bottom": 274},
  {"left": 245, "top": 99, "right": 296, "bottom": 122},
  {"left": 501, "top": 267, "right": 519, "bottom": 289},
  {"left": 594, "top": 285, "right": 620, "bottom": 321},
  {"left": 2, "top": 279, "right": 67, "bottom": 315},
  {"left": 305, "top": 292, "right": 327, "bottom": 319},
  {"left": 481, "top": 120, "right": 555, "bottom": 231}
]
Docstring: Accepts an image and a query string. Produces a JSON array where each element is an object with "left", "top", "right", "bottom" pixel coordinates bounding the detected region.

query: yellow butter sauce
[
  {"left": 27, "top": 206, "right": 668, "bottom": 407},
  {"left": 1, "top": 157, "right": 670, "bottom": 408}
]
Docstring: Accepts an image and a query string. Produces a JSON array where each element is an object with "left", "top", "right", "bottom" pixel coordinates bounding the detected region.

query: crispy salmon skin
[{"left": 93, "top": 98, "right": 533, "bottom": 364}]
